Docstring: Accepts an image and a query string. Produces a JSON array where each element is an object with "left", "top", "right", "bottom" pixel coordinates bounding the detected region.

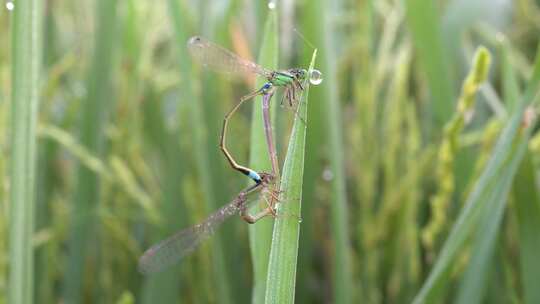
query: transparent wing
[
  {"left": 187, "top": 36, "right": 273, "bottom": 79},
  {"left": 138, "top": 190, "right": 258, "bottom": 274}
]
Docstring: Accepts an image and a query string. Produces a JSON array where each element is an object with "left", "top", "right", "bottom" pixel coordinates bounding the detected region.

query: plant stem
[
  {"left": 63, "top": 0, "right": 117, "bottom": 302},
  {"left": 9, "top": 0, "right": 43, "bottom": 303}
]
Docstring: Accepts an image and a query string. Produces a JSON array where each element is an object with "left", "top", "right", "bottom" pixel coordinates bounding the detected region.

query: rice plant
[{"left": 2, "top": 0, "right": 540, "bottom": 303}]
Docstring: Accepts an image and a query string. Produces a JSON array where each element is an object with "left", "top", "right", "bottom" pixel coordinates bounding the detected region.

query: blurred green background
[{"left": 2, "top": 0, "right": 540, "bottom": 303}]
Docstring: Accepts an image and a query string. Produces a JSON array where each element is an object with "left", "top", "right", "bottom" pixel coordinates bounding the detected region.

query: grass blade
[
  {"left": 168, "top": 1, "right": 233, "bottom": 303},
  {"left": 139, "top": 87, "right": 186, "bottom": 304},
  {"left": 309, "top": 2, "right": 354, "bottom": 303},
  {"left": 513, "top": 153, "right": 540, "bottom": 304},
  {"left": 63, "top": 0, "right": 118, "bottom": 302},
  {"left": 248, "top": 10, "right": 278, "bottom": 304},
  {"left": 507, "top": 44, "right": 540, "bottom": 304},
  {"left": 299, "top": 1, "right": 348, "bottom": 301},
  {"left": 405, "top": 0, "right": 456, "bottom": 128},
  {"left": 302, "top": 1, "right": 354, "bottom": 302},
  {"left": 454, "top": 169, "right": 512, "bottom": 303},
  {"left": 9, "top": 1, "right": 43, "bottom": 303},
  {"left": 500, "top": 37, "right": 521, "bottom": 113},
  {"left": 264, "top": 50, "right": 317, "bottom": 304}
]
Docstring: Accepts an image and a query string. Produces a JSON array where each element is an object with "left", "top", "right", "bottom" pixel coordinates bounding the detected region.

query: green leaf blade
[{"left": 264, "top": 50, "right": 317, "bottom": 304}]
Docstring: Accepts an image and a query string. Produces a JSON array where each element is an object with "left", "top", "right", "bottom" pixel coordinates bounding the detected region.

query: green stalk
[
  {"left": 35, "top": 10, "right": 60, "bottom": 301},
  {"left": 513, "top": 153, "right": 540, "bottom": 304},
  {"left": 297, "top": 0, "right": 330, "bottom": 300},
  {"left": 404, "top": 0, "right": 456, "bottom": 129},
  {"left": 63, "top": 0, "right": 117, "bottom": 302},
  {"left": 195, "top": 7, "right": 242, "bottom": 301},
  {"left": 165, "top": 1, "right": 233, "bottom": 303},
  {"left": 454, "top": 174, "right": 510, "bottom": 303},
  {"left": 500, "top": 37, "right": 520, "bottom": 113},
  {"left": 264, "top": 50, "right": 317, "bottom": 304},
  {"left": 139, "top": 86, "right": 185, "bottom": 304},
  {"left": 248, "top": 10, "right": 278, "bottom": 304},
  {"left": 303, "top": 0, "right": 353, "bottom": 302},
  {"left": 9, "top": 1, "right": 42, "bottom": 303}
]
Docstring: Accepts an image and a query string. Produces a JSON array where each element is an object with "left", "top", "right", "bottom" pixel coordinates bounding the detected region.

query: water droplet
[
  {"left": 309, "top": 69, "right": 323, "bottom": 85},
  {"left": 6, "top": 1, "right": 14, "bottom": 10},
  {"left": 298, "top": 217, "right": 303, "bottom": 223},
  {"left": 322, "top": 168, "right": 333, "bottom": 181},
  {"left": 495, "top": 32, "right": 505, "bottom": 43},
  {"left": 268, "top": 0, "right": 276, "bottom": 10}
]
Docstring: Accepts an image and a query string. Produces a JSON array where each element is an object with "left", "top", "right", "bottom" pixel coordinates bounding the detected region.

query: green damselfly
[{"left": 188, "top": 36, "right": 322, "bottom": 185}]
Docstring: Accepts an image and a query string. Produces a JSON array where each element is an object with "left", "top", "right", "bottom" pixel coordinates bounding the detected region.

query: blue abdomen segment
[
  {"left": 247, "top": 170, "right": 262, "bottom": 184},
  {"left": 261, "top": 82, "right": 272, "bottom": 92}
]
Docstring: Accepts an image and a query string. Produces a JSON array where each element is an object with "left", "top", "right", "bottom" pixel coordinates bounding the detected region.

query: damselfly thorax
[{"left": 267, "top": 69, "right": 308, "bottom": 107}]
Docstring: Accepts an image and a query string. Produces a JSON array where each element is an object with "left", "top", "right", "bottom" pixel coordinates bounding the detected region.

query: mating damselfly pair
[
  {"left": 189, "top": 36, "right": 322, "bottom": 184},
  {"left": 138, "top": 36, "right": 321, "bottom": 274}
]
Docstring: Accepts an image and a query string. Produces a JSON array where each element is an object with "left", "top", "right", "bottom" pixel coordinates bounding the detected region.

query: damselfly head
[
  {"left": 288, "top": 68, "right": 308, "bottom": 81},
  {"left": 286, "top": 68, "right": 322, "bottom": 85}
]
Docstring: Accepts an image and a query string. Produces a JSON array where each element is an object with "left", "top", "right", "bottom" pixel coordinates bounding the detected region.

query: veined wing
[
  {"left": 187, "top": 36, "right": 273, "bottom": 79},
  {"left": 138, "top": 187, "right": 261, "bottom": 274}
]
